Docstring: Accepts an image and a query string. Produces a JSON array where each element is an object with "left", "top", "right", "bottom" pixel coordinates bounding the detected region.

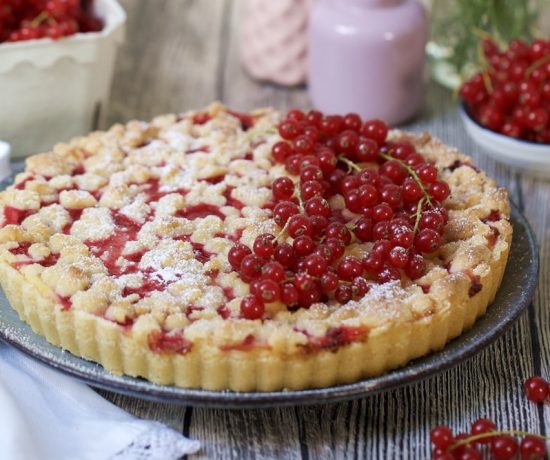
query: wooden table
[{"left": 98, "top": 1, "right": 550, "bottom": 458}]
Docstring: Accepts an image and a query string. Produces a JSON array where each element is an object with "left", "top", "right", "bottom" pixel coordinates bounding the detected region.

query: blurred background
[{"left": 0, "top": 0, "right": 549, "bottom": 163}]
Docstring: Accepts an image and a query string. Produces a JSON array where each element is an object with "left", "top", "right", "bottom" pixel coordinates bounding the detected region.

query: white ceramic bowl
[
  {"left": 0, "top": 0, "right": 126, "bottom": 158},
  {"left": 459, "top": 106, "right": 550, "bottom": 179}
]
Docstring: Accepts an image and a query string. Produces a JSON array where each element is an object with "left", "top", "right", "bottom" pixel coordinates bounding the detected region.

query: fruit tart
[{"left": 0, "top": 103, "right": 512, "bottom": 391}]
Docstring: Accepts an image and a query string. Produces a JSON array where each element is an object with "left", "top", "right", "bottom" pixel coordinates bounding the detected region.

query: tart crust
[{"left": 0, "top": 103, "right": 512, "bottom": 391}]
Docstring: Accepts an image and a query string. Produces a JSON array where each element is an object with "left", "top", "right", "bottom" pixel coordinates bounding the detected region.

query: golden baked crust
[{"left": 0, "top": 103, "right": 512, "bottom": 391}]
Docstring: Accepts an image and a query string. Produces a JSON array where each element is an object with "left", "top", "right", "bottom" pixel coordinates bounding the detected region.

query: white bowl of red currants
[
  {"left": 460, "top": 106, "right": 550, "bottom": 177},
  {"left": 458, "top": 37, "right": 550, "bottom": 178},
  {"left": 0, "top": 0, "right": 125, "bottom": 158}
]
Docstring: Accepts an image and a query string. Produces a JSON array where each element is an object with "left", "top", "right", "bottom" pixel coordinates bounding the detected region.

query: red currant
[
  {"left": 335, "top": 129, "right": 359, "bottom": 155},
  {"left": 254, "top": 279, "right": 281, "bottom": 303},
  {"left": 520, "top": 435, "right": 546, "bottom": 459},
  {"left": 301, "top": 180, "right": 324, "bottom": 200},
  {"left": 524, "top": 376, "right": 549, "bottom": 403},
  {"left": 288, "top": 214, "right": 313, "bottom": 238},
  {"left": 335, "top": 284, "right": 352, "bottom": 303},
  {"left": 470, "top": 418, "right": 496, "bottom": 444},
  {"left": 320, "top": 115, "right": 344, "bottom": 136},
  {"left": 325, "top": 222, "right": 352, "bottom": 244},
  {"left": 380, "top": 184, "right": 402, "bottom": 208},
  {"left": 430, "top": 426, "right": 454, "bottom": 450},
  {"left": 294, "top": 272, "right": 315, "bottom": 292},
  {"left": 273, "top": 201, "right": 300, "bottom": 226},
  {"left": 293, "top": 235, "right": 315, "bottom": 256},
  {"left": 340, "top": 174, "right": 361, "bottom": 196},
  {"left": 417, "top": 164, "right": 438, "bottom": 184},
  {"left": 320, "top": 271, "right": 339, "bottom": 292},
  {"left": 372, "top": 221, "right": 391, "bottom": 240},
  {"left": 380, "top": 160, "right": 407, "bottom": 184},
  {"left": 390, "top": 224, "right": 414, "bottom": 248},
  {"left": 363, "top": 253, "right": 384, "bottom": 274},
  {"left": 305, "top": 196, "right": 331, "bottom": 218},
  {"left": 228, "top": 244, "right": 252, "bottom": 270},
  {"left": 372, "top": 203, "right": 394, "bottom": 222},
  {"left": 272, "top": 141, "right": 293, "bottom": 163},
  {"left": 337, "top": 256, "right": 363, "bottom": 281},
  {"left": 343, "top": 113, "right": 362, "bottom": 131},
  {"left": 351, "top": 277, "right": 369, "bottom": 298},
  {"left": 376, "top": 265, "right": 401, "bottom": 283},
  {"left": 491, "top": 435, "right": 518, "bottom": 460},
  {"left": 281, "top": 282, "right": 299, "bottom": 305},
  {"left": 405, "top": 253, "right": 425, "bottom": 279},
  {"left": 300, "top": 165, "right": 323, "bottom": 183},
  {"left": 274, "top": 243, "right": 295, "bottom": 268},
  {"left": 253, "top": 233, "right": 276, "bottom": 258},
  {"left": 305, "top": 253, "right": 328, "bottom": 276},
  {"left": 362, "top": 119, "right": 388, "bottom": 144},
  {"left": 279, "top": 121, "right": 301, "bottom": 140},
  {"left": 326, "top": 237, "right": 346, "bottom": 260},
  {"left": 354, "top": 217, "right": 373, "bottom": 242},
  {"left": 240, "top": 295, "right": 265, "bottom": 320},
  {"left": 429, "top": 181, "right": 451, "bottom": 202},
  {"left": 390, "top": 141, "right": 416, "bottom": 160},
  {"left": 402, "top": 177, "right": 423, "bottom": 202},
  {"left": 261, "top": 261, "right": 285, "bottom": 282},
  {"left": 272, "top": 177, "right": 295, "bottom": 201},
  {"left": 286, "top": 108, "right": 305, "bottom": 123},
  {"left": 415, "top": 228, "right": 442, "bottom": 253},
  {"left": 240, "top": 254, "right": 264, "bottom": 280},
  {"left": 388, "top": 246, "right": 409, "bottom": 268},
  {"left": 318, "top": 148, "right": 337, "bottom": 174},
  {"left": 306, "top": 110, "right": 323, "bottom": 127},
  {"left": 293, "top": 135, "right": 315, "bottom": 155},
  {"left": 355, "top": 138, "right": 378, "bottom": 162}
]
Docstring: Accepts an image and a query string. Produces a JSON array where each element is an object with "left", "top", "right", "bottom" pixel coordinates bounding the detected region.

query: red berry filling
[
  {"left": 3, "top": 206, "right": 35, "bottom": 225},
  {"left": 148, "top": 330, "right": 192, "bottom": 354},
  {"left": 8, "top": 242, "right": 60, "bottom": 268}
]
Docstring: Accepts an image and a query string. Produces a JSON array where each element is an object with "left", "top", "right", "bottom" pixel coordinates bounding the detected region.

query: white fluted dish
[{"left": 460, "top": 106, "right": 550, "bottom": 179}]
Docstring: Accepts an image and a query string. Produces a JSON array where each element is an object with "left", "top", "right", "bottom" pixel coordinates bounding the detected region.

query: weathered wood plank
[
  {"left": 518, "top": 174, "right": 550, "bottom": 438},
  {"left": 106, "top": 0, "right": 231, "bottom": 126}
]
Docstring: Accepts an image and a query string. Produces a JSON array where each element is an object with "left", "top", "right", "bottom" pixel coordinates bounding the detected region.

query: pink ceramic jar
[{"left": 308, "top": 0, "right": 428, "bottom": 125}]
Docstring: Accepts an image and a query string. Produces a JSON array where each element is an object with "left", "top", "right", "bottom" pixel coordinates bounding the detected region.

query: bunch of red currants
[
  {"left": 0, "top": 0, "right": 103, "bottom": 43},
  {"left": 431, "top": 418, "right": 546, "bottom": 460},
  {"left": 460, "top": 37, "right": 550, "bottom": 144},
  {"left": 229, "top": 109, "right": 452, "bottom": 320}
]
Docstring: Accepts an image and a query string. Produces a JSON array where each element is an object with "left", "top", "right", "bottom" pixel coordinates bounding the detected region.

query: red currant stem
[
  {"left": 346, "top": 216, "right": 360, "bottom": 231},
  {"left": 243, "top": 127, "right": 277, "bottom": 144},
  {"left": 274, "top": 218, "right": 291, "bottom": 242},
  {"left": 472, "top": 27, "right": 502, "bottom": 48},
  {"left": 526, "top": 53, "right": 550, "bottom": 77},
  {"left": 451, "top": 81, "right": 463, "bottom": 101},
  {"left": 449, "top": 430, "right": 550, "bottom": 451},
  {"left": 337, "top": 155, "right": 362, "bottom": 173},
  {"left": 294, "top": 182, "right": 305, "bottom": 213},
  {"left": 31, "top": 11, "right": 50, "bottom": 27},
  {"left": 378, "top": 151, "right": 433, "bottom": 207},
  {"left": 413, "top": 196, "right": 426, "bottom": 234},
  {"left": 476, "top": 40, "right": 493, "bottom": 94}
]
